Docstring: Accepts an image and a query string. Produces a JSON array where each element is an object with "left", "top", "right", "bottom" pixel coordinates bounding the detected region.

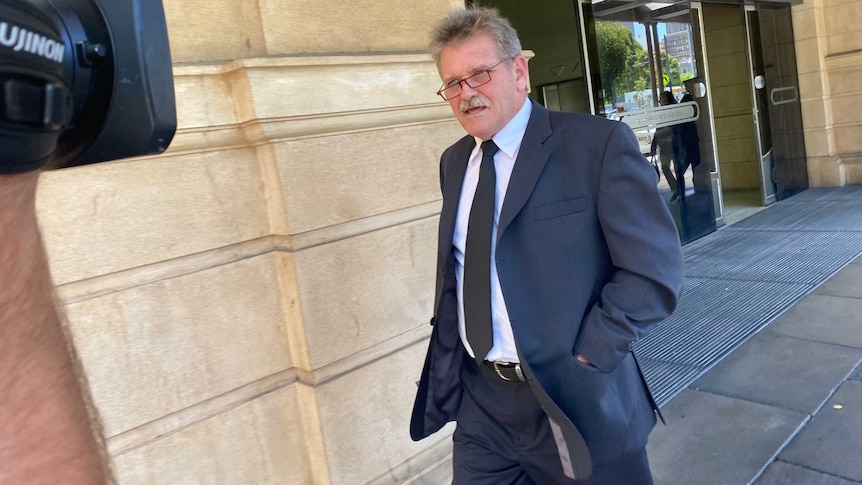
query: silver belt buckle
[{"left": 493, "top": 361, "right": 525, "bottom": 382}]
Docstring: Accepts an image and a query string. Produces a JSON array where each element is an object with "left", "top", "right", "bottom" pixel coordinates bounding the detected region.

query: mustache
[{"left": 460, "top": 96, "right": 490, "bottom": 113}]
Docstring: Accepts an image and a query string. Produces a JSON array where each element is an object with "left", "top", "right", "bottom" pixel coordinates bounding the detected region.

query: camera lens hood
[{"left": 0, "top": 0, "right": 175, "bottom": 173}]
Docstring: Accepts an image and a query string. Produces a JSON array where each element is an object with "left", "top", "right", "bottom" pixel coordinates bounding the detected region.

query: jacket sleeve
[{"left": 573, "top": 122, "right": 684, "bottom": 373}]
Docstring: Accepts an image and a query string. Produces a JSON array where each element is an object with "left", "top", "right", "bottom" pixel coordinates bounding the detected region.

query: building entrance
[
  {"left": 479, "top": 0, "right": 808, "bottom": 244},
  {"left": 697, "top": 2, "right": 809, "bottom": 225}
]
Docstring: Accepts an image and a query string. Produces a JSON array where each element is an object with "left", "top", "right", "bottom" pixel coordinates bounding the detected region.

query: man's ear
[{"left": 513, "top": 55, "right": 529, "bottom": 92}]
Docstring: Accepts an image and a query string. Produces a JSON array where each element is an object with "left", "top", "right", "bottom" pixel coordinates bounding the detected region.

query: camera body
[{"left": 0, "top": 0, "right": 176, "bottom": 173}]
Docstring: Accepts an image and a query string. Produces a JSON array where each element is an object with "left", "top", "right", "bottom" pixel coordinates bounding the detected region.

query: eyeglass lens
[{"left": 439, "top": 70, "right": 493, "bottom": 100}]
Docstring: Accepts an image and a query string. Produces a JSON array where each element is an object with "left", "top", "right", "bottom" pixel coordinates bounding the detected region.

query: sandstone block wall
[{"left": 794, "top": 0, "right": 862, "bottom": 186}]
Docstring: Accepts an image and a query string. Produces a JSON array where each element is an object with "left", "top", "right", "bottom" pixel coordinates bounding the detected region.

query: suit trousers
[{"left": 453, "top": 355, "right": 654, "bottom": 485}]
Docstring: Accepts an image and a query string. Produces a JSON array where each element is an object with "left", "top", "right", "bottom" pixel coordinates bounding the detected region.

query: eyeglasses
[{"left": 436, "top": 58, "right": 510, "bottom": 101}]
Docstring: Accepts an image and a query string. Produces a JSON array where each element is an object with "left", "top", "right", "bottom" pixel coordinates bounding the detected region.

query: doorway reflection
[{"left": 584, "top": 0, "right": 717, "bottom": 243}]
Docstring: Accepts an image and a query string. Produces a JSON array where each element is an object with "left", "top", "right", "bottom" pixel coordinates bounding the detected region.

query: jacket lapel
[
  {"left": 437, "top": 136, "right": 474, "bottom": 268},
  {"left": 498, "top": 101, "right": 553, "bottom": 240}
]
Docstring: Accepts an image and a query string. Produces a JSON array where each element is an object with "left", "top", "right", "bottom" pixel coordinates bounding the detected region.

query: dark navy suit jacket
[{"left": 410, "top": 100, "right": 684, "bottom": 479}]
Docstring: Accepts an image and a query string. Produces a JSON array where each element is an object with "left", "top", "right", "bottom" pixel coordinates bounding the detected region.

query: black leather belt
[{"left": 484, "top": 360, "right": 526, "bottom": 382}]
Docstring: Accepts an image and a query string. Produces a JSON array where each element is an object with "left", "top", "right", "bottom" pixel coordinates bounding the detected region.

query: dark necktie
[{"left": 464, "top": 139, "right": 499, "bottom": 363}]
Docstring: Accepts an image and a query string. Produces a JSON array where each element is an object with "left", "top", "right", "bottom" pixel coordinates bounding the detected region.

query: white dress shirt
[{"left": 453, "top": 98, "right": 532, "bottom": 363}]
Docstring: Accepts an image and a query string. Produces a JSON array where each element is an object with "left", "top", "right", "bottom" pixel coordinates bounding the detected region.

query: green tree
[
  {"left": 595, "top": 22, "right": 649, "bottom": 104},
  {"left": 595, "top": 23, "right": 690, "bottom": 105},
  {"left": 660, "top": 51, "right": 682, "bottom": 88}
]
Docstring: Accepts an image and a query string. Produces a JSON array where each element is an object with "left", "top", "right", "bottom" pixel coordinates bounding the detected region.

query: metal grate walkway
[{"left": 636, "top": 186, "right": 862, "bottom": 406}]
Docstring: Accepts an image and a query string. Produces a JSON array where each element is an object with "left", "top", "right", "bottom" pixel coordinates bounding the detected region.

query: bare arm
[{"left": 0, "top": 172, "right": 108, "bottom": 484}]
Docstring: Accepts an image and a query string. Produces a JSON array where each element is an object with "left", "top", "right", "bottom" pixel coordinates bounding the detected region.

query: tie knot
[{"left": 481, "top": 140, "right": 499, "bottom": 159}]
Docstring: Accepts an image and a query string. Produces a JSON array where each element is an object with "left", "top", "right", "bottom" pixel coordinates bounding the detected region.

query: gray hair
[{"left": 429, "top": 7, "right": 522, "bottom": 68}]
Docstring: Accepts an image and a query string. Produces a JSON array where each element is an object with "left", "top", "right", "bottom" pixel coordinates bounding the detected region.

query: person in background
[
  {"left": 674, "top": 91, "right": 702, "bottom": 196},
  {"left": 651, "top": 90, "right": 681, "bottom": 200}
]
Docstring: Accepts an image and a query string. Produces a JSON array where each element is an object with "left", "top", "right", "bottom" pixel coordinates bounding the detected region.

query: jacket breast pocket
[{"left": 534, "top": 197, "right": 588, "bottom": 221}]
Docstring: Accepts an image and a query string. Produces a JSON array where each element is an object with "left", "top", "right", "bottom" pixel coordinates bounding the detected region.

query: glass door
[
  {"left": 745, "top": 6, "right": 777, "bottom": 205},
  {"left": 579, "top": 0, "right": 717, "bottom": 243},
  {"left": 747, "top": 2, "right": 809, "bottom": 200}
]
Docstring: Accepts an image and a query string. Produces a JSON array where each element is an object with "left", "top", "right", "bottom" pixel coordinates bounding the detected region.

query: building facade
[
  {"left": 36, "top": 0, "right": 862, "bottom": 483},
  {"left": 664, "top": 25, "right": 695, "bottom": 75}
]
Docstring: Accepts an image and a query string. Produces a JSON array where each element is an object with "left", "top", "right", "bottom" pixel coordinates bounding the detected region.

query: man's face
[{"left": 438, "top": 34, "right": 528, "bottom": 141}]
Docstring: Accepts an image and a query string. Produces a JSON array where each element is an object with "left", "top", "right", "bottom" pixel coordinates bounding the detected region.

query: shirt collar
[{"left": 474, "top": 98, "right": 532, "bottom": 158}]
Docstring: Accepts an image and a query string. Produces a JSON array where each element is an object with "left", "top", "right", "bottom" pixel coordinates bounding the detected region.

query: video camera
[{"left": 0, "top": 0, "right": 176, "bottom": 174}]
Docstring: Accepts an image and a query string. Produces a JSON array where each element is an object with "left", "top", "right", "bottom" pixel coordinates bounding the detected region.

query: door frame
[{"left": 690, "top": 1, "right": 725, "bottom": 225}]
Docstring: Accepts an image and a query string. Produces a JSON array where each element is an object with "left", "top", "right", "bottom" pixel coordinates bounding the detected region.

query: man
[{"left": 410, "top": 7, "right": 684, "bottom": 484}]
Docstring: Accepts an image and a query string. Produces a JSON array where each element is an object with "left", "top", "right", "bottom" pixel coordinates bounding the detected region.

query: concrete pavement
[{"left": 647, "top": 253, "right": 862, "bottom": 484}]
